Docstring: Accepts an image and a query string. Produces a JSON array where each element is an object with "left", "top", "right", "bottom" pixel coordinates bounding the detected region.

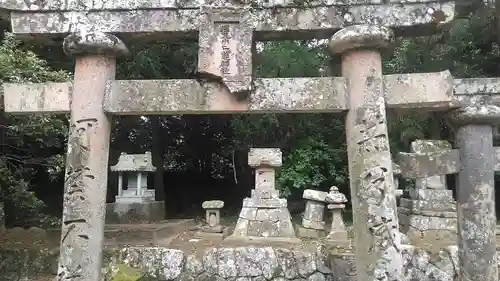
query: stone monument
[
  {"left": 230, "top": 148, "right": 297, "bottom": 241},
  {"left": 297, "top": 189, "right": 327, "bottom": 238},
  {"left": 398, "top": 140, "right": 458, "bottom": 243},
  {"left": 196, "top": 200, "right": 227, "bottom": 239},
  {"left": 106, "top": 152, "right": 165, "bottom": 224}
]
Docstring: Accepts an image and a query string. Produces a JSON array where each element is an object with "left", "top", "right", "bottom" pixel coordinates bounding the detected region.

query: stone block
[
  {"left": 399, "top": 198, "right": 456, "bottom": 212},
  {"left": 252, "top": 188, "right": 279, "bottom": 199},
  {"left": 407, "top": 188, "right": 454, "bottom": 201},
  {"left": 303, "top": 200, "right": 325, "bottom": 220},
  {"left": 232, "top": 217, "right": 249, "bottom": 236},
  {"left": 105, "top": 201, "right": 165, "bottom": 224},
  {"left": 399, "top": 207, "right": 457, "bottom": 218},
  {"left": 232, "top": 207, "right": 296, "bottom": 238},
  {"left": 201, "top": 225, "right": 223, "bottom": 233},
  {"left": 238, "top": 207, "right": 257, "bottom": 220},
  {"left": 248, "top": 148, "right": 282, "bottom": 167},
  {"left": 411, "top": 139, "right": 452, "bottom": 152},
  {"left": 202, "top": 200, "right": 224, "bottom": 209},
  {"left": 196, "top": 228, "right": 228, "bottom": 240},
  {"left": 255, "top": 209, "right": 284, "bottom": 222},
  {"left": 303, "top": 189, "right": 327, "bottom": 202},
  {"left": 242, "top": 197, "right": 287, "bottom": 208},
  {"left": 302, "top": 219, "right": 325, "bottom": 230},
  {"left": 398, "top": 149, "right": 460, "bottom": 178},
  {"left": 399, "top": 212, "right": 457, "bottom": 243},
  {"left": 297, "top": 226, "right": 325, "bottom": 238}
]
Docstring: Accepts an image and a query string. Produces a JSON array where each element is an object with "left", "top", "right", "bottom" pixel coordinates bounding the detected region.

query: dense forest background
[{"left": 0, "top": 2, "right": 499, "bottom": 228}]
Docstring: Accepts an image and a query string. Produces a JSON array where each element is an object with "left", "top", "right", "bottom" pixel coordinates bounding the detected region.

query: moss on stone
[{"left": 110, "top": 264, "right": 153, "bottom": 281}]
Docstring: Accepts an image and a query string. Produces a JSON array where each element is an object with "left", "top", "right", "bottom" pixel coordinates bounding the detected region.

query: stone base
[
  {"left": 297, "top": 226, "right": 325, "bottom": 238},
  {"left": 105, "top": 201, "right": 165, "bottom": 224},
  {"left": 195, "top": 228, "right": 228, "bottom": 240},
  {"left": 324, "top": 239, "right": 351, "bottom": 250},
  {"left": 224, "top": 235, "right": 302, "bottom": 244},
  {"left": 398, "top": 212, "right": 457, "bottom": 244},
  {"left": 231, "top": 197, "right": 296, "bottom": 238},
  {"left": 325, "top": 230, "right": 348, "bottom": 241}
]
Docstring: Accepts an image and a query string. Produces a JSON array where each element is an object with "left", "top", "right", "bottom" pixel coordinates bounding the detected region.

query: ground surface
[{"left": 5, "top": 214, "right": 496, "bottom": 280}]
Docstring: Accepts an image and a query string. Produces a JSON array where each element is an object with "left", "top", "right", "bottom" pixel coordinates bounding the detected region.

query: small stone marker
[
  {"left": 197, "top": 200, "right": 227, "bottom": 239},
  {"left": 325, "top": 186, "right": 349, "bottom": 246},
  {"left": 297, "top": 189, "right": 327, "bottom": 238}
]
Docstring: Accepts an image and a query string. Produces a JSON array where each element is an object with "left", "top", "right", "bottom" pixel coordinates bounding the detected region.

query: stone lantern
[
  {"left": 106, "top": 152, "right": 165, "bottom": 224},
  {"left": 325, "top": 186, "right": 349, "bottom": 245}
]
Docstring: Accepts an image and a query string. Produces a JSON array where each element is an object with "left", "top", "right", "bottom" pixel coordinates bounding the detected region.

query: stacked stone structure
[
  {"left": 397, "top": 140, "right": 458, "bottom": 243},
  {"left": 230, "top": 148, "right": 296, "bottom": 240},
  {"left": 4, "top": 0, "right": 500, "bottom": 280}
]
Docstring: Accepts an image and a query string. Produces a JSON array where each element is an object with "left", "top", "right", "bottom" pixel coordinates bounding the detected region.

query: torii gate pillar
[
  {"left": 56, "top": 33, "right": 128, "bottom": 280},
  {"left": 329, "top": 25, "right": 403, "bottom": 281},
  {"left": 448, "top": 106, "right": 500, "bottom": 281}
]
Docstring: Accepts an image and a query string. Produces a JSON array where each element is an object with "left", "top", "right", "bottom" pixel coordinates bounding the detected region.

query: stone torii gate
[{"left": 2, "top": 0, "right": 497, "bottom": 281}]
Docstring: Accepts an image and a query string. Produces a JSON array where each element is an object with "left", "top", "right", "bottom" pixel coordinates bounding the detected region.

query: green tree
[{"left": 0, "top": 33, "right": 70, "bottom": 227}]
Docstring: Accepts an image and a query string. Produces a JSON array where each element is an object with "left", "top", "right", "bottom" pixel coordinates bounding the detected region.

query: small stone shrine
[
  {"left": 297, "top": 189, "right": 327, "bottom": 238},
  {"left": 325, "top": 186, "right": 349, "bottom": 246},
  {"left": 106, "top": 152, "right": 165, "bottom": 223},
  {"left": 398, "top": 140, "right": 458, "bottom": 243},
  {"left": 196, "top": 200, "right": 227, "bottom": 239},
  {"left": 230, "top": 148, "right": 297, "bottom": 241}
]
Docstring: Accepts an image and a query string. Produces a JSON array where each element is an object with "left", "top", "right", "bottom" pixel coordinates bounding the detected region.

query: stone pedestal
[
  {"left": 397, "top": 140, "right": 457, "bottom": 243},
  {"left": 105, "top": 201, "right": 166, "bottom": 224},
  {"left": 230, "top": 148, "right": 297, "bottom": 241}
]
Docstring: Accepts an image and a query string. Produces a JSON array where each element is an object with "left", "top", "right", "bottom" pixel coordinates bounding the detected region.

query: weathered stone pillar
[
  {"left": 448, "top": 106, "right": 500, "bottom": 281},
  {"left": 329, "top": 25, "right": 402, "bottom": 281},
  {"left": 56, "top": 32, "right": 128, "bottom": 281}
]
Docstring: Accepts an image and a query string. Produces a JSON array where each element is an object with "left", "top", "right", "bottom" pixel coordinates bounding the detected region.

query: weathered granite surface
[
  {"left": 332, "top": 24, "right": 403, "bottom": 281},
  {"left": 2, "top": 71, "right": 464, "bottom": 115},
  {"left": 5, "top": 1, "right": 455, "bottom": 41},
  {"left": 5, "top": 244, "right": 500, "bottom": 281}
]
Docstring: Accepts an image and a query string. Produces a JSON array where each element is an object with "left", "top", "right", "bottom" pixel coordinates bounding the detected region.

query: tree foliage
[{"left": 0, "top": 33, "right": 70, "bottom": 226}]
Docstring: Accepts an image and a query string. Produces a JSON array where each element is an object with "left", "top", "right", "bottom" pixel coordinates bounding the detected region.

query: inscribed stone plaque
[{"left": 198, "top": 7, "right": 253, "bottom": 93}]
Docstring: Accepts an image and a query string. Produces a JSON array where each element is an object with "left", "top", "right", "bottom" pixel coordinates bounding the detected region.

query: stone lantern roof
[{"left": 110, "top": 152, "right": 156, "bottom": 172}]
